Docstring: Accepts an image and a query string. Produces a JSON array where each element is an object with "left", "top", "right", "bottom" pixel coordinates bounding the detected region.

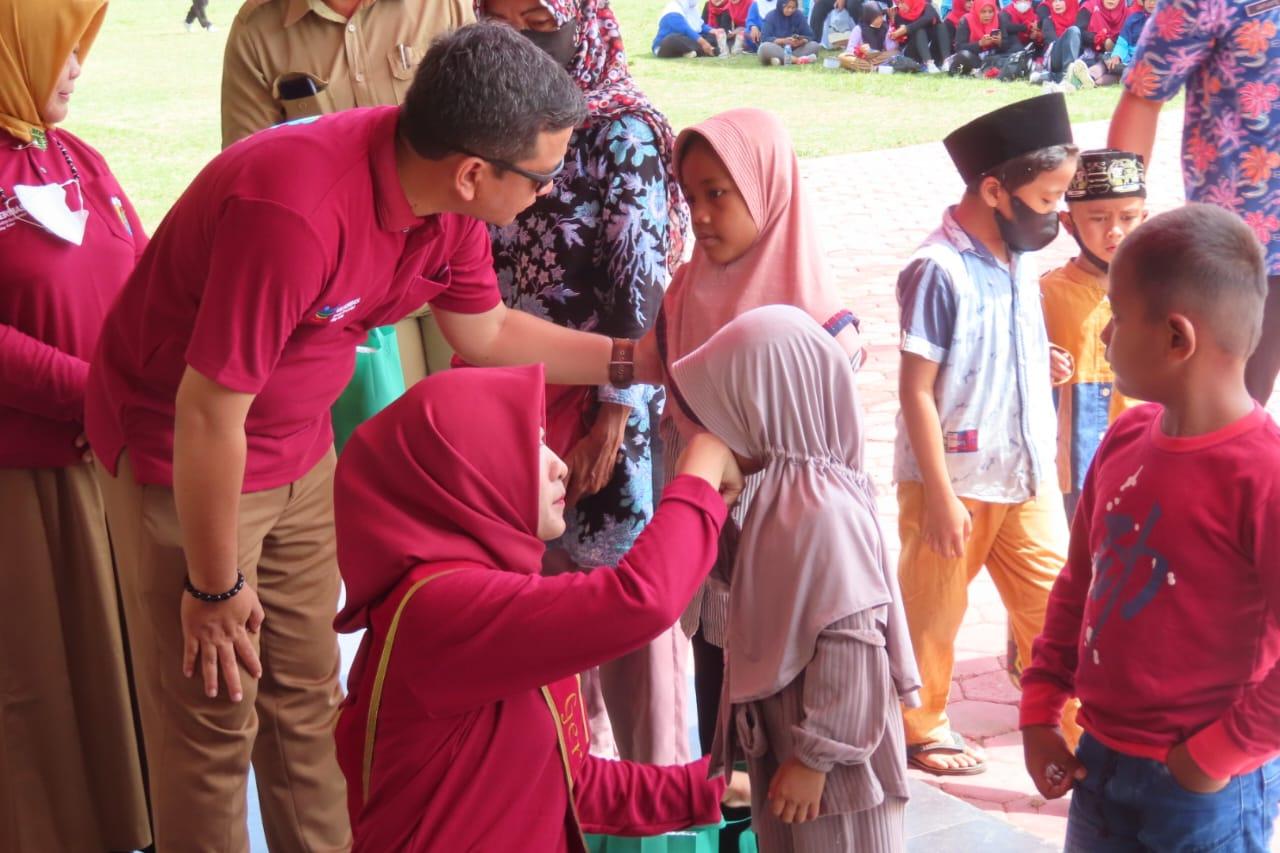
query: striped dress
[{"left": 718, "top": 609, "right": 910, "bottom": 851}]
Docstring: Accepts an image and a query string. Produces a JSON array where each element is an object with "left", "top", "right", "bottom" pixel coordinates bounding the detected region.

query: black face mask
[
  {"left": 994, "top": 190, "right": 1060, "bottom": 252},
  {"left": 1067, "top": 214, "right": 1110, "bottom": 272},
  {"left": 521, "top": 21, "right": 578, "bottom": 69}
]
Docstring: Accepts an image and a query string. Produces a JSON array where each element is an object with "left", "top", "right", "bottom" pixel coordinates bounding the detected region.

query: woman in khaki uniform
[{"left": 0, "top": 1, "right": 151, "bottom": 849}]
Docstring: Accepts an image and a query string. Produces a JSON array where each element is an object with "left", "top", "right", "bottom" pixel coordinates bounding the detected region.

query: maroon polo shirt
[{"left": 86, "top": 106, "right": 500, "bottom": 492}]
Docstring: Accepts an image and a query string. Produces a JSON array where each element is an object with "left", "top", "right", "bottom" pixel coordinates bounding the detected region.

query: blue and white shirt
[{"left": 893, "top": 207, "right": 1060, "bottom": 503}]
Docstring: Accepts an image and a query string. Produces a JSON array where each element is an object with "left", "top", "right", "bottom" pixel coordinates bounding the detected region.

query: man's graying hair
[{"left": 400, "top": 22, "right": 587, "bottom": 164}]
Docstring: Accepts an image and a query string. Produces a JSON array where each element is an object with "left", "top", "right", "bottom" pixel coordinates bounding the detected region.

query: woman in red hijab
[
  {"left": 889, "top": 0, "right": 949, "bottom": 70},
  {"left": 942, "top": 0, "right": 970, "bottom": 49},
  {"left": 332, "top": 364, "right": 742, "bottom": 851},
  {"left": 705, "top": 0, "right": 753, "bottom": 51},
  {"left": 951, "top": 0, "right": 1002, "bottom": 71},
  {"left": 1001, "top": 0, "right": 1045, "bottom": 53}
]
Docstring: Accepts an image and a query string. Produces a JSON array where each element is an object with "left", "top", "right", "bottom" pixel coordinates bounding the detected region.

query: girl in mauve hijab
[
  {"left": 671, "top": 306, "right": 921, "bottom": 851},
  {"left": 332, "top": 364, "right": 743, "bottom": 852}
]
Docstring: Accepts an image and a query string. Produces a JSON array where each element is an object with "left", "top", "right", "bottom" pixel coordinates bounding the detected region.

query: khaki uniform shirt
[{"left": 221, "top": 0, "right": 473, "bottom": 148}]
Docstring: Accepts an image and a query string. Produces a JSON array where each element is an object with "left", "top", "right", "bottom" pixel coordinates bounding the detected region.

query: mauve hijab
[
  {"left": 670, "top": 305, "right": 920, "bottom": 706},
  {"left": 333, "top": 365, "right": 547, "bottom": 633}
]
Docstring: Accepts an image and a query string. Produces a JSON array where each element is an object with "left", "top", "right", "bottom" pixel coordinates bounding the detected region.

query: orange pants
[{"left": 897, "top": 481, "right": 1080, "bottom": 747}]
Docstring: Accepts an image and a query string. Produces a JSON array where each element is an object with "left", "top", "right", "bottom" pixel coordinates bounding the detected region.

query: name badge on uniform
[{"left": 111, "top": 195, "right": 133, "bottom": 236}]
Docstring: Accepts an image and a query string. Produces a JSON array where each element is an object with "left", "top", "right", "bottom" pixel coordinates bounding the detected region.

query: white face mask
[
  {"left": 12, "top": 179, "right": 88, "bottom": 245},
  {"left": 1013, "top": 1, "right": 1031, "bottom": 11}
]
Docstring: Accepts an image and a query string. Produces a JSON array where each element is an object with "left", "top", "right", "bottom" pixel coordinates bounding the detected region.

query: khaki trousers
[
  {"left": 97, "top": 450, "right": 350, "bottom": 853},
  {"left": 897, "top": 481, "right": 1080, "bottom": 746},
  {"left": 0, "top": 463, "right": 151, "bottom": 851}
]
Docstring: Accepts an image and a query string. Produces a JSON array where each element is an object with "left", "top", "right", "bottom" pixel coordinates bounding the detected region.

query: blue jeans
[
  {"left": 1049, "top": 25, "right": 1083, "bottom": 77},
  {"left": 1067, "top": 733, "right": 1280, "bottom": 852}
]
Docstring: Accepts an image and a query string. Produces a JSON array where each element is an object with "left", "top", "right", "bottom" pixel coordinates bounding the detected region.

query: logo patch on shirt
[
  {"left": 312, "top": 297, "right": 362, "bottom": 324},
  {"left": 0, "top": 201, "right": 20, "bottom": 232},
  {"left": 110, "top": 196, "right": 132, "bottom": 236},
  {"left": 944, "top": 430, "right": 979, "bottom": 453}
]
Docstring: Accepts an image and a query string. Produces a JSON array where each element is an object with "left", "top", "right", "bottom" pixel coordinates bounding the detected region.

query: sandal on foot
[{"left": 907, "top": 731, "right": 987, "bottom": 777}]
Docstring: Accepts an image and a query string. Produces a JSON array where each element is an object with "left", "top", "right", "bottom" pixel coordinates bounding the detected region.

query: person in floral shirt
[
  {"left": 1109, "top": 0, "right": 1280, "bottom": 402},
  {"left": 478, "top": 0, "right": 692, "bottom": 767}
]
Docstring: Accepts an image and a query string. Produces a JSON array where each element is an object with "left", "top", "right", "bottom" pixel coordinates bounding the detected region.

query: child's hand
[
  {"left": 1022, "top": 725, "right": 1086, "bottom": 800},
  {"left": 922, "top": 490, "right": 971, "bottom": 559},
  {"left": 722, "top": 769, "right": 752, "bottom": 808},
  {"left": 676, "top": 432, "right": 743, "bottom": 505},
  {"left": 1049, "top": 344, "right": 1075, "bottom": 386},
  {"left": 1166, "top": 742, "right": 1230, "bottom": 794},
  {"left": 767, "top": 757, "right": 826, "bottom": 824}
]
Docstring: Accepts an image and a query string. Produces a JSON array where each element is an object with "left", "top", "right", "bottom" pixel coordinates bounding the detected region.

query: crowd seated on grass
[{"left": 653, "top": 0, "right": 1152, "bottom": 90}]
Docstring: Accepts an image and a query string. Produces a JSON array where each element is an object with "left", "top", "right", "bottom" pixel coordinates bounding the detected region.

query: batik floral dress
[
  {"left": 490, "top": 114, "right": 676, "bottom": 567},
  {"left": 1127, "top": 0, "right": 1280, "bottom": 275}
]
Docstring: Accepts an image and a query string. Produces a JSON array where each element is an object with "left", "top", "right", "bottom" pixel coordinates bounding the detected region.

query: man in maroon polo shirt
[{"left": 85, "top": 22, "right": 641, "bottom": 852}]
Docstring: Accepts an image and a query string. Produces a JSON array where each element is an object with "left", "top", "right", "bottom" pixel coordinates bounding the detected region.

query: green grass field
[{"left": 71, "top": 0, "right": 1135, "bottom": 229}]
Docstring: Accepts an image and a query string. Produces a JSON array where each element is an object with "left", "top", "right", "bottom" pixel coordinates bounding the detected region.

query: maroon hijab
[{"left": 333, "top": 365, "right": 547, "bottom": 633}]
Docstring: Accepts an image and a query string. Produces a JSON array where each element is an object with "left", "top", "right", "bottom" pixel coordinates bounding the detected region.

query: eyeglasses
[{"left": 455, "top": 147, "right": 565, "bottom": 189}]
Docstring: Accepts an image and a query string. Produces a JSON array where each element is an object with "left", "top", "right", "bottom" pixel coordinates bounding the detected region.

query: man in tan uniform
[{"left": 222, "top": 0, "right": 471, "bottom": 383}]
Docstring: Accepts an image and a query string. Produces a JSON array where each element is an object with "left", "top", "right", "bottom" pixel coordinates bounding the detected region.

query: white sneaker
[
  {"left": 925, "top": 60, "right": 941, "bottom": 74},
  {"left": 770, "top": 56, "right": 782, "bottom": 66},
  {"left": 1029, "top": 69, "right": 1047, "bottom": 84},
  {"left": 682, "top": 50, "right": 698, "bottom": 58},
  {"left": 1069, "top": 59, "right": 1095, "bottom": 90},
  {"left": 183, "top": 21, "right": 193, "bottom": 31},
  {"left": 204, "top": 23, "right": 218, "bottom": 32}
]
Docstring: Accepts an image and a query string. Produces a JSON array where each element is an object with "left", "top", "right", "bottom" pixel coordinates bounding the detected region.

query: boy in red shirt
[{"left": 1019, "top": 204, "right": 1280, "bottom": 850}]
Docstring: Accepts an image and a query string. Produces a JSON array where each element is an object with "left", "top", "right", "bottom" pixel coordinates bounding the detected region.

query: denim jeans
[
  {"left": 1067, "top": 733, "right": 1280, "bottom": 852},
  {"left": 1049, "top": 25, "right": 1083, "bottom": 76}
]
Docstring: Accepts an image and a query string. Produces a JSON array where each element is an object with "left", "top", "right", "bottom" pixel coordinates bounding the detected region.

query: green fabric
[
  {"left": 331, "top": 326, "right": 406, "bottom": 454},
  {"left": 585, "top": 821, "right": 722, "bottom": 853}
]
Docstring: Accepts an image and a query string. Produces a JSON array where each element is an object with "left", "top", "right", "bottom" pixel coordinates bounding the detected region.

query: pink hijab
[
  {"left": 660, "top": 108, "right": 859, "bottom": 437},
  {"left": 670, "top": 306, "right": 920, "bottom": 706}
]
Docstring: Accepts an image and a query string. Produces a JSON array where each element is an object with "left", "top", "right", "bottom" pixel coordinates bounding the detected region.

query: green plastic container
[
  {"left": 585, "top": 818, "right": 758, "bottom": 853},
  {"left": 585, "top": 821, "right": 722, "bottom": 853}
]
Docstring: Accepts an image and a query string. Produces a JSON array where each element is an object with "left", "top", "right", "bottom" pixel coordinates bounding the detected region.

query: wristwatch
[{"left": 609, "top": 338, "right": 636, "bottom": 389}]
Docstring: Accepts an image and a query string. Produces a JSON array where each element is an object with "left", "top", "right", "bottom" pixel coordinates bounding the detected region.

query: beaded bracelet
[{"left": 184, "top": 571, "right": 246, "bottom": 604}]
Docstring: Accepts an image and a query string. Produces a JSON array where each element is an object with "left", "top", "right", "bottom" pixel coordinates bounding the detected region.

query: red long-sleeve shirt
[
  {"left": 335, "top": 475, "right": 729, "bottom": 852},
  {"left": 0, "top": 129, "right": 146, "bottom": 468},
  {"left": 1020, "top": 404, "right": 1280, "bottom": 779}
]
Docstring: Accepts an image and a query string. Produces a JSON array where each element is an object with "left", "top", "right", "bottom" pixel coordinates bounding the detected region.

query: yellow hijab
[{"left": 0, "top": 0, "right": 107, "bottom": 144}]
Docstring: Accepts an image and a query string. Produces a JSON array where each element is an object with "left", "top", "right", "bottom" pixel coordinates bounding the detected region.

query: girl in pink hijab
[
  {"left": 635, "top": 108, "right": 864, "bottom": 785},
  {"left": 671, "top": 306, "right": 920, "bottom": 851}
]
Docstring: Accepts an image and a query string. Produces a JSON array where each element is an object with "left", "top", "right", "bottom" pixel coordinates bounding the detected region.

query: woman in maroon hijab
[{"left": 332, "top": 364, "right": 743, "bottom": 851}]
